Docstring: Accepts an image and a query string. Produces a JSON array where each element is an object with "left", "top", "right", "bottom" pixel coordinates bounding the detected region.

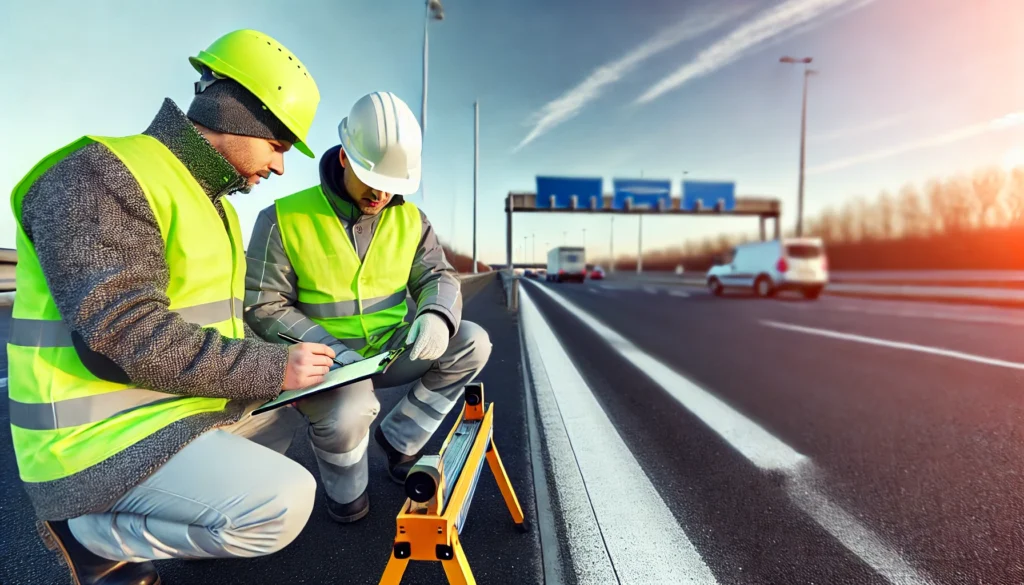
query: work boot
[
  {"left": 326, "top": 490, "right": 370, "bottom": 523},
  {"left": 38, "top": 520, "right": 161, "bottom": 585},
  {"left": 374, "top": 425, "right": 420, "bottom": 485}
]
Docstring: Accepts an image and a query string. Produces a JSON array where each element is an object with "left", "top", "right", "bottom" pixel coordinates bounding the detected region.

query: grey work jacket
[{"left": 243, "top": 145, "right": 462, "bottom": 355}]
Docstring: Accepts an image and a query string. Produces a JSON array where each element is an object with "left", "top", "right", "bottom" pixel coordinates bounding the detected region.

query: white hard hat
[{"left": 338, "top": 91, "right": 422, "bottom": 195}]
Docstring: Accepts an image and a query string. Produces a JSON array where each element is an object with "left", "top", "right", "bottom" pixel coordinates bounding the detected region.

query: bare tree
[
  {"left": 925, "top": 178, "right": 949, "bottom": 234},
  {"left": 817, "top": 206, "right": 840, "bottom": 243},
  {"left": 944, "top": 174, "right": 977, "bottom": 231},
  {"left": 1004, "top": 166, "right": 1024, "bottom": 225},
  {"left": 715, "top": 233, "right": 735, "bottom": 253},
  {"left": 897, "top": 183, "right": 925, "bottom": 237},
  {"left": 852, "top": 195, "right": 874, "bottom": 241},
  {"left": 698, "top": 237, "right": 717, "bottom": 257},
  {"left": 972, "top": 166, "right": 1005, "bottom": 228},
  {"left": 837, "top": 200, "right": 857, "bottom": 243},
  {"left": 876, "top": 190, "right": 896, "bottom": 239}
]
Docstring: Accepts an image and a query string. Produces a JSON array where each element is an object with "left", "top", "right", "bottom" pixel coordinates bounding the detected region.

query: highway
[
  {"left": 3, "top": 275, "right": 1024, "bottom": 583},
  {"left": 519, "top": 276, "right": 1024, "bottom": 585}
]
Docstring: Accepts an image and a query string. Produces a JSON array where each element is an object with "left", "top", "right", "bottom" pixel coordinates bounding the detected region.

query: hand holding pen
[{"left": 276, "top": 333, "right": 338, "bottom": 390}]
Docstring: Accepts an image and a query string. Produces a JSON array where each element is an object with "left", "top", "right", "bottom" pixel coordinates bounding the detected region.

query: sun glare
[{"left": 1000, "top": 147, "right": 1024, "bottom": 171}]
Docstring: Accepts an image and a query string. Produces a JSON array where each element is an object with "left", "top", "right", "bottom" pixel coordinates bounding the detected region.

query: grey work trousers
[{"left": 67, "top": 321, "right": 491, "bottom": 562}]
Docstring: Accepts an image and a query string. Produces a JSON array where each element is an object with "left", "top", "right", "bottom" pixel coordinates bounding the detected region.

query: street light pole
[
  {"left": 637, "top": 169, "right": 644, "bottom": 274},
  {"left": 421, "top": 0, "right": 444, "bottom": 202},
  {"left": 472, "top": 99, "right": 479, "bottom": 273},
  {"left": 609, "top": 217, "right": 615, "bottom": 273},
  {"left": 780, "top": 56, "right": 814, "bottom": 238}
]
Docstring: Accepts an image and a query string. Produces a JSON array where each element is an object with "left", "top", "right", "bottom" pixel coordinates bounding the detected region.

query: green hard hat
[{"left": 189, "top": 29, "right": 321, "bottom": 158}]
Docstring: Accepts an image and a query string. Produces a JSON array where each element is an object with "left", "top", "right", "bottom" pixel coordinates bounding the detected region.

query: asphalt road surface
[
  {"left": 519, "top": 276, "right": 1024, "bottom": 585},
  {"left": 5, "top": 274, "right": 1024, "bottom": 584}
]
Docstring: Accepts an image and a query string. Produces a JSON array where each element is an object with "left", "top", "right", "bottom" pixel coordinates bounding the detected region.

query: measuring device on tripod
[{"left": 378, "top": 383, "right": 528, "bottom": 584}]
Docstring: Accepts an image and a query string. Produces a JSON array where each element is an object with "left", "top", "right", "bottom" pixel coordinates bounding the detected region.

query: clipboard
[{"left": 252, "top": 346, "right": 405, "bottom": 415}]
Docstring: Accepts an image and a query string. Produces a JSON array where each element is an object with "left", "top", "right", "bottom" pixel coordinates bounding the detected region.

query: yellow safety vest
[
  {"left": 8, "top": 134, "right": 246, "bottom": 484},
  {"left": 274, "top": 186, "right": 421, "bottom": 355}
]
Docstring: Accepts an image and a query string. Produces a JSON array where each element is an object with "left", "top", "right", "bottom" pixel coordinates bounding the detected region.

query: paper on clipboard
[{"left": 253, "top": 347, "right": 405, "bottom": 415}]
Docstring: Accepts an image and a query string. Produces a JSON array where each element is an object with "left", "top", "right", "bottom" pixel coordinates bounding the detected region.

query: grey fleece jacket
[
  {"left": 17, "top": 98, "right": 290, "bottom": 521},
  {"left": 244, "top": 144, "right": 462, "bottom": 354}
]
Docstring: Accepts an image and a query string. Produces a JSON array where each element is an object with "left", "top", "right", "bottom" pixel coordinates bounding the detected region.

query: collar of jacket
[
  {"left": 142, "top": 98, "right": 248, "bottom": 204},
  {"left": 318, "top": 144, "right": 405, "bottom": 223}
]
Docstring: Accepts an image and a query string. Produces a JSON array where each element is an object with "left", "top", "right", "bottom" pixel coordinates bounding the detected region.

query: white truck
[{"left": 546, "top": 246, "right": 587, "bottom": 283}]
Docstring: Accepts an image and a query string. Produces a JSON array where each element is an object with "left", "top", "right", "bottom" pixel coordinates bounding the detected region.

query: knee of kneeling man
[
  {"left": 260, "top": 466, "right": 317, "bottom": 554},
  {"left": 459, "top": 321, "right": 492, "bottom": 363}
]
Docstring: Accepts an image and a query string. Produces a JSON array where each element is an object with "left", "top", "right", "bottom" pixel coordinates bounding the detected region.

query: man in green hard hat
[{"left": 8, "top": 30, "right": 332, "bottom": 585}]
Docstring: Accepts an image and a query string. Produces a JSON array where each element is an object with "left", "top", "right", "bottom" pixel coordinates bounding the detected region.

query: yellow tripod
[{"left": 378, "top": 383, "right": 526, "bottom": 584}]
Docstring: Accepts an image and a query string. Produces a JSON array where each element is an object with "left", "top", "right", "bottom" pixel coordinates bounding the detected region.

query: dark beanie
[{"left": 187, "top": 76, "right": 297, "bottom": 144}]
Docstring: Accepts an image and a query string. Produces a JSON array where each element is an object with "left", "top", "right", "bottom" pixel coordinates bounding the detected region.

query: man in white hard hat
[{"left": 243, "top": 91, "right": 490, "bottom": 522}]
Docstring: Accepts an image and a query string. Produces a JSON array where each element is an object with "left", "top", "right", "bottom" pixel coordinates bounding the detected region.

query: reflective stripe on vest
[
  {"left": 8, "top": 298, "right": 244, "bottom": 348},
  {"left": 275, "top": 186, "right": 421, "bottom": 356},
  {"left": 11, "top": 389, "right": 183, "bottom": 431},
  {"left": 295, "top": 290, "right": 407, "bottom": 319},
  {"left": 8, "top": 134, "right": 246, "bottom": 484}
]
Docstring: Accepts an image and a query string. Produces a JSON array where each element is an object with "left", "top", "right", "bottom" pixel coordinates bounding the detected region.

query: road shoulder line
[
  {"left": 520, "top": 285, "right": 718, "bottom": 584},
  {"left": 519, "top": 313, "right": 569, "bottom": 585}
]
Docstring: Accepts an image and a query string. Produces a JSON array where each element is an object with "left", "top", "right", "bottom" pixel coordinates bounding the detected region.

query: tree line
[{"left": 608, "top": 164, "right": 1024, "bottom": 272}]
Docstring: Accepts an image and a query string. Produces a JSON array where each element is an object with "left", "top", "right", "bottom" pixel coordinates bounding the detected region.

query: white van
[{"left": 706, "top": 238, "right": 828, "bottom": 299}]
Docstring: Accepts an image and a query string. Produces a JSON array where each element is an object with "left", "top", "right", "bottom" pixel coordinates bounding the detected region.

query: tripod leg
[
  {"left": 441, "top": 533, "right": 476, "bottom": 585},
  {"left": 379, "top": 553, "right": 410, "bottom": 585},
  {"left": 486, "top": 441, "right": 525, "bottom": 525}
]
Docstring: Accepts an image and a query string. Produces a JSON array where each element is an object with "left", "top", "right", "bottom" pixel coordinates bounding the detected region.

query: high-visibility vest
[
  {"left": 8, "top": 134, "right": 247, "bottom": 484},
  {"left": 274, "top": 186, "right": 421, "bottom": 355}
]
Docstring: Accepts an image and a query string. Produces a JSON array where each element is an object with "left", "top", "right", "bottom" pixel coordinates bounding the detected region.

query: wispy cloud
[
  {"left": 511, "top": 5, "right": 750, "bottom": 153},
  {"left": 811, "top": 111, "right": 918, "bottom": 142},
  {"left": 807, "top": 111, "right": 1024, "bottom": 174},
  {"left": 634, "top": 0, "right": 878, "bottom": 106}
]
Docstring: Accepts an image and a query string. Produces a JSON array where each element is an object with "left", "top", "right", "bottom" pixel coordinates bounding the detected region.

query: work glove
[{"left": 406, "top": 312, "right": 450, "bottom": 361}]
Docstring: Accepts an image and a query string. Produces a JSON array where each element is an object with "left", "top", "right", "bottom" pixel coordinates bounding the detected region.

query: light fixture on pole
[
  {"left": 780, "top": 56, "right": 815, "bottom": 238},
  {"left": 421, "top": 0, "right": 444, "bottom": 202}
]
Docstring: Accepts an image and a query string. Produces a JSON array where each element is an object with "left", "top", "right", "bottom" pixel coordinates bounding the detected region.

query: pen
[{"left": 277, "top": 332, "right": 345, "bottom": 368}]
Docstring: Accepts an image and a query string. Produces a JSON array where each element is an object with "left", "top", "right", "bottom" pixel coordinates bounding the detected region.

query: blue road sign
[
  {"left": 612, "top": 178, "right": 672, "bottom": 211},
  {"left": 535, "top": 176, "right": 604, "bottom": 209},
  {"left": 682, "top": 180, "right": 735, "bottom": 211}
]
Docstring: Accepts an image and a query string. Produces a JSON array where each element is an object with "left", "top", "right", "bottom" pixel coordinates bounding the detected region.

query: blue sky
[{"left": 2, "top": 0, "right": 1022, "bottom": 265}]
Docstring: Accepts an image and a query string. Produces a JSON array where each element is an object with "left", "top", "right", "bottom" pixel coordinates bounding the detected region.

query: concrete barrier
[{"left": 498, "top": 270, "right": 519, "bottom": 312}]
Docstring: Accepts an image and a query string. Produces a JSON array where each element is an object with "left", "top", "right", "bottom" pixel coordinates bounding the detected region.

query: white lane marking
[
  {"left": 669, "top": 290, "right": 690, "bottom": 298},
  {"left": 531, "top": 284, "right": 935, "bottom": 585},
  {"left": 762, "top": 320, "right": 1024, "bottom": 372},
  {"left": 785, "top": 463, "right": 932, "bottom": 585},
  {"left": 642, "top": 286, "right": 659, "bottom": 295},
  {"left": 521, "top": 286, "right": 718, "bottom": 584},
  {"left": 0, "top": 377, "right": 6, "bottom": 390},
  {"left": 831, "top": 303, "right": 1024, "bottom": 327},
  {"left": 532, "top": 283, "right": 805, "bottom": 472}
]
